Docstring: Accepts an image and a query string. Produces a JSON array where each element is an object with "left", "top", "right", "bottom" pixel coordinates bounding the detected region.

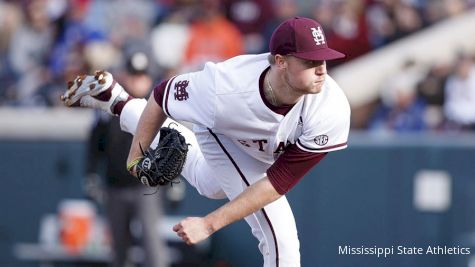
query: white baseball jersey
[{"left": 160, "top": 53, "right": 350, "bottom": 164}]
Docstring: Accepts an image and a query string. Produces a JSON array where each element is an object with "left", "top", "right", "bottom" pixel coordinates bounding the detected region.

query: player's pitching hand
[{"left": 173, "top": 217, "right": 214, "bottom": 245}]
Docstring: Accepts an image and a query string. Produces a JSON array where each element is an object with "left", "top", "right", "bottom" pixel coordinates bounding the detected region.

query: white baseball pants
[{"left": 120, "top": 99, "right": 300, "bottom": 267}]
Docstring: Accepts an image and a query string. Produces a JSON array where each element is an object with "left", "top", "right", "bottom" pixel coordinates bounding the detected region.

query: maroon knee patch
[{"left": 113, "top": 95, "right": 134, "bottom": 116}]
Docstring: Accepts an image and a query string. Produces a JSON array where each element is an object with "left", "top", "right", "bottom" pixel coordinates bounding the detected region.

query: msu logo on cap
[
  {"left": 269, "top": 17, "right": 345, "bottom": 60},
  {"left": 311, "top": 27, "right": 325, "bottom": 46}
]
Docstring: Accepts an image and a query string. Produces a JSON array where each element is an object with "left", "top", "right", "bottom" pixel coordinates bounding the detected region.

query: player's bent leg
[
  {"left": 61, "top": 72, "right": 224, "bottom": 200},
  {"left": 119, "top": 98, "right": 226, "bottom": 199},
  {"left": 194, "top": 129, "right": 300, "bottom": 267},
  {"left": 62, "top": 74, "right": 226, "bottom": 199}
]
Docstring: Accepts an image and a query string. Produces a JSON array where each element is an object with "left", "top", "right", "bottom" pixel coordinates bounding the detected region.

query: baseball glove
[{"left": 133, "top": 127, "right": 188, "bottom": 187}]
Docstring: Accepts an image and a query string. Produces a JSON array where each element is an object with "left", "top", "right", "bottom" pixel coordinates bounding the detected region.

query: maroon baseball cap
[{"left": 270, "top": 17, "right": 346, "bottom": 61}]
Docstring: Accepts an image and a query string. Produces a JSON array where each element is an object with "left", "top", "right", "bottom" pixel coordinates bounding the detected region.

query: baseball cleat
[{"left": 61, "top": 70, "right": 129, "bottom": 115}]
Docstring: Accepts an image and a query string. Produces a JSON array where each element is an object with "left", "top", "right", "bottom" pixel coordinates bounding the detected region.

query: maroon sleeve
[
  {"left": 267, "top": 144, "right": 327, "bottom": 195},
  {"left": 153, "top": 79, "right": 169, "bottom": 108}
]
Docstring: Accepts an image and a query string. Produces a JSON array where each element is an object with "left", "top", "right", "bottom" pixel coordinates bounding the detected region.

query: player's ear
[{"left": 275, "top": 55, "right": 287, "bottom": 70}]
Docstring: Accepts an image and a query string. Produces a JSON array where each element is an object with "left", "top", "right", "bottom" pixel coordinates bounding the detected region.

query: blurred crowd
[
  {"left": 367, "top": 53, "right": 475, "bottom": 133},
  {"left": 0, "top": 0, "right": 474, "bottom": 131}
]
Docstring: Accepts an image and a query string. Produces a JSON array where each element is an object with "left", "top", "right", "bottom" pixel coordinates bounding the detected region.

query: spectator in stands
[
  {"left": 416, "top": 61, "right": 451, "bottom": 130},
  {"left": 324, "top": 0, "right": 371, "bottom": 63},
  {"left": 443, "top": 54, "right": 475, "bottom": 130},
  {"left": 150, "top": 4, "right": 194, "bottom": 77},
  {"left": 49, "top": 0, "right": 97, "bottom": 76},
  {"left": 369, "top": 59, "right": 427, "bottom": 132},
  {"left": 392, "top": 2, "right": 423, "bottom": 40},
  {"left": 8, "top": 0, "right": 56, "bottom": 106},
  {"left": 365, "top": 1, "right": 397, "bottom": 48},
  {"left": 182, "top": 0, "right": 244, "bottom": 71},
  {"left": 224, "top": 0, "right": 275, "bottom": 53},
  {"left": 262, "top": 0, "right": 298, "bottom": 50},
  {"left": 0, "top": 1, "right": 22, "bottom": 105}
]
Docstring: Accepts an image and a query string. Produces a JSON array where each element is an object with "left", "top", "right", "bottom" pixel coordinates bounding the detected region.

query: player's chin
[{"left": 306, "top": 83, "right": 324, "bottom": 94}]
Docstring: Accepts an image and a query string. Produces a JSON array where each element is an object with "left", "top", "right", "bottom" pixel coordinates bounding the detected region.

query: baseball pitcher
[{"left": 62, "top": 17, "right": 350, "bottom": 267}]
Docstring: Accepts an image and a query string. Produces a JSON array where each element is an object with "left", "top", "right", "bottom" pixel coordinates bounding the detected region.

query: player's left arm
[
  {"left": 173, "top": 176, "right": 281, "bottom": 245},
  {"left": 127, "top": 93, "right": 167, "bottom": 172}
]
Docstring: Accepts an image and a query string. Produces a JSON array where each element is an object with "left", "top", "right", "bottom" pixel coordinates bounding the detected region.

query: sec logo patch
[{"left": 314, "top": 135, "right": 328, "bottom": 146}]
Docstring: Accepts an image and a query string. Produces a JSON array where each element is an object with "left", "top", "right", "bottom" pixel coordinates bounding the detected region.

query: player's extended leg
[
  {"left": 61, "top": 72, "right": 226, "bottom": 200},
  {"left": 193, "top": 126, "right": 301, "bottom": 267}
]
